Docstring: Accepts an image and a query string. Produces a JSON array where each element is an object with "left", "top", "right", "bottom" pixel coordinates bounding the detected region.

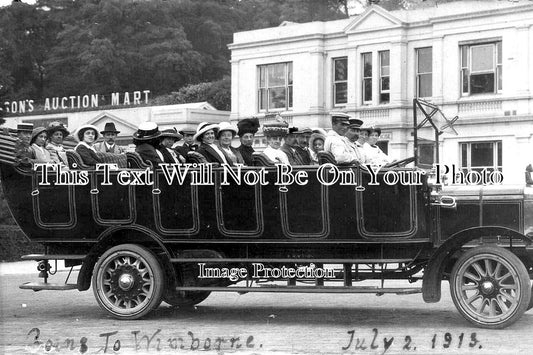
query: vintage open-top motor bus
[{"left": 1, "top": 100, "right": 532, "bottom": 329}]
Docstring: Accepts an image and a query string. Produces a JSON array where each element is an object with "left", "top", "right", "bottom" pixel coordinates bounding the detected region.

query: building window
[
  {"left": 333, "top": 57, "right": 348, "bottom": 105},
  {"left": 460, "top": 42, "right": 502, "bottom": 95},
  {"left": 460, "top": 141, "right": 502, "bottom": 174},
  {"left": 416, "top": 47, "right": 432, "bottom": 98},
  {"left": 258, "top": 62, "right": 293, "bottom": 111},
  {"left": 362, "top": 52, "right": 372, "bottom": 103},
  {"left": 379, "top": 51, "right": 390, "bottom": 103}
]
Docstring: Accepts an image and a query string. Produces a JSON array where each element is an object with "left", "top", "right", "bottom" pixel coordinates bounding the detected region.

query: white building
[{"left": 229, "top": 0, "right": 533, "bottom": 184}]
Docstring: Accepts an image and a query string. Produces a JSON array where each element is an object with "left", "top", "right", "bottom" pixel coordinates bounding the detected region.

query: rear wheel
[
  {"left": 450, "top": 246, "right": 531, "bottom": 329},
  {"left": 92, "top": 244, "right": 164, "bottom": 319}
]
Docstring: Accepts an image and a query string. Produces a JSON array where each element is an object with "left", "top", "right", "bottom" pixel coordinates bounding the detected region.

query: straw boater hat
[
  {"left": 159, "top": 127, "right": 182, "bottom": 141},
  {"left": 132, "top": 122, "right": 161, "bottom": 141},
  {"left": 17, "top": 123, "right": 34, "bottom": 133},
  {"left": 30, "top": 127, "right": 47, "bottom": 145},
  {"left": 217, "top": 122, "right": 238, "bottom": 138},
  {"left": 46, "top": 121, "right": 70, "bottom": 137},
  {"left": 237, "top": 118, "right": 260, "bottom": 137},
  {"left": 74, "top": 124, "right": 100, "bottom": 142},
  {"left": 263, "top": 121, "right": 289, "bottom": 137},
  {"left": 100, "top": 122, "right": 120, "bottom": 135},
  {"left": 193, "top": 122, "right": 219, "bottom": 142}
]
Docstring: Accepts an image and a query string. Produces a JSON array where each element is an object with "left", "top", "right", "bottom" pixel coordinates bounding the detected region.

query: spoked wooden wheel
[
  {"left": 92, "top": 244, "right": 164, "bottom": 319},
  {"left": 450, "top": 246, "right": 531, "bottom": 329}
]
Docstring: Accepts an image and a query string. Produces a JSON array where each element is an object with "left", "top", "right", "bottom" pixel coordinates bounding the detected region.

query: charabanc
[{"left": 0, "top": 100, "right": 532, "bottom": 329}]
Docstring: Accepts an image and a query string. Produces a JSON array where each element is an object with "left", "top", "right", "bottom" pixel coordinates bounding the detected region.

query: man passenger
[
  {"left": 324, "top": 113, "right": 362, "bottom": 165},
  {"left": 294, "top": 127, "right": 312, "bottom": 165},
  {"left": 344, "top": 119, "right": 366, "bottom": 164},
  {"left": 280, "top": 127, "right": 305, "bottom": 165},
  {"left": 175, "top": 127, "right": 198, "bottom": 156},
  {"left": 94, "top": 122, "right": 126, "bottom": 154}
]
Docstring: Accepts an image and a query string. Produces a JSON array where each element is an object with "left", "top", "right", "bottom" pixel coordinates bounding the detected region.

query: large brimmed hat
[
  {"left": 30, "top": 127, "right": 47, "bottom": 145},
  {"left": 160, "top": 127, "right": 182, "bottom": 141},
  {"left": 348, "top": 118, "right": 363, "bottom": 128},
  {"left": 47, "top": 121, "right": 70, "bottom": 137},
  {"left": 263, "top": 121, "right": 289, "bottom": 137},
  {"left": 179, "top": 127, "right": 196, "bottom": 136},
  {"left": 74, "top": 124, "right": 100, "bottom": 142},
  {"left": 237, "top": 117, "right": 260, "bottom": 136},
  {"left": 312, "top": 127, "right": 328, "bottom": 136},
  {"left": 132, "top": 122, "right": 161, "bottom": 141},
  {"left": 17, "top": 122, "right": 34, "bottom": 133},
  {"left": 193, "top": 122, "right": 219, "bottom": 142},
  {"left": 100, "top": 122, "right": 120, "bottom": 135},
  {"left": 217, "top": 122, "right": 238, "bottom": 138}
]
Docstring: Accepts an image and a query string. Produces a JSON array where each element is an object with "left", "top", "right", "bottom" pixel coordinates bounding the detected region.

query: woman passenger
[
  {"left": 195, "top": 122, "right": 228, "bottom": 164},
  {"left": 217, "top": 122, "right": 244, "bottom": 166},
  {"left": 46, "top": 121, "right": 70, "bottom": 168},
  {"left": 309, "top": 132, "right": 325, "bottom": 165},
  {"left": 133, "top": 122, "right": 164, "bottom": 167},
  {"left": 29, "top": 127, "right": 53, "bottom": 163},
  {"left": 74, "top": 124, "right": 103, "bottom": 167},
  {"left": 363, "top": 127, "right": 392, "bottom": 166}
]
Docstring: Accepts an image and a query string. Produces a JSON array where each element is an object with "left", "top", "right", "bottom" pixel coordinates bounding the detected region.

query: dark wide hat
[
  {"left": 160, "top": 127, "right": 182, "bottom": 141},
  {"left": 30, "top": 127, "right": 47, "bottom": 145},
  {"left": 47, "top": 121, "right": 70, "bottom": 137},
  {"left": 367, "top": 126, "right": 382, "bottom": 136},
  {"left": 100, "top": 122, "right": 120, "bottom": 135},
  {"left": 348, "top": 119, "right": 363, "bottom": 128},
  {"left": 132, "top": 122, "right": 161, "bottom": 141},
  {"left": 237, "top": 117, "right": 260, "bottom": 136}
]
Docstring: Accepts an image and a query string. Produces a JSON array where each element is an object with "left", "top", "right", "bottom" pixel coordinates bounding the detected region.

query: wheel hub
[
  {"left": 109, "top": 264, "right": 144, "bottom": 299},
  {"left": 119, "top": 274, "right": 134, "bottom": 291},
  {"left": 478, "top": 277, "right": 499, "bottom": 297}
]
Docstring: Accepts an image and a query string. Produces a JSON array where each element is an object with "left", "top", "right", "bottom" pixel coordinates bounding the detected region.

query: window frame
[
  {"left": 460, "top": 41, "right": 502, "bottom": 96},
  {"left": 459, "top": 140, "right": 502, "bottom": 174},
  {"left": 415, "top": 47, "right": 432, "bottom": 98},
  {"left": 333, "top": 57, "right": 348, "bottom": 106},
  {"left": 361, "top": 52, "right": 373, "bottom": 104},
  {"left": 257, "top": 62, "right": 293, "bottom": 112},
  {"left": 379, "top": 50, "right": 390, "bottom": 104}
]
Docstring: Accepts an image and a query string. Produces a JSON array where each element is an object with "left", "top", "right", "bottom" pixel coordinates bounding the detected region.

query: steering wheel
[{"left": 384, "top": 156, "right": 416, "bottom": 168}]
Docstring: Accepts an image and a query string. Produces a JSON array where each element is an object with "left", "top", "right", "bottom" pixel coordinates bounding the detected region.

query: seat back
[
  {"left": 127, "top": 151, "right": 152, "bottom": 169},
  {"left": 252, "top": 152, "right": 276, "bottom": 167},
  {"left": 187, "top": 151, "right": 208, "bottom": 164},
  {"left": 95, "top": 152, "right": 127, "bottom": 168},
  {"left": 317, "top": 151, "right": 337, "bottom": 165},
  {"left": 66, "top": 150, "right": 92, "bottom": 170},
  {"left": 0, "top": 129, "right": 18, "bottom": 166}
]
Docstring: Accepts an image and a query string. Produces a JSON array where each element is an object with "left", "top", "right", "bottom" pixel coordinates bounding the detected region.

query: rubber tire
[
  {"left": 163, "top": 290, "right": 211, "bottom": 307},
  {"left": 92, "top": 244, "right": 164, "bottom": 320},
  {"left": 450, "top": 246, "right": 531, "bottom": 329},
  {"left": 528, "top": 285, "right": 533, "bottom": 311}
]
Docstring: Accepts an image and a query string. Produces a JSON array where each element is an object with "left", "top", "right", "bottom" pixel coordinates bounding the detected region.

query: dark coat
[
  {"left": 136, "top": 143, "right": 163, "bottom": 167},
  {"left": 280, "top": 144, "right": 305, "bottom": 165},
  {"left": 294, "top": 146, "right": 312, "bottom": 165},
  {"left": 176, "top": 143, "right": 198, "bottom": 157},
  {"left": 157, "top": 145, "right": 185, "bottom": 164},
  {"left": 75, "top": 144, "right": 102, "bottom": 166},
  {"left": 197, "top": 143, "right": 226, "bottom": 164},
  {"left": 219, "top": 145, "right": 245, "bottom": 166},
  {"left": 237, "top": 144, "right": 254, "bottom": 166}
]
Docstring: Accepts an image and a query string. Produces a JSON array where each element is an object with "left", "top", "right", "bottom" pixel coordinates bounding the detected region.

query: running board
[
  {"left": 21, "top": 254, "right": 86, "bottom": 260},
  {"left": 19, "top": 282, "right": 78, "bottom": 291},
  {"left": 176, "top": 286, "right": 422, "bottom": 294}
]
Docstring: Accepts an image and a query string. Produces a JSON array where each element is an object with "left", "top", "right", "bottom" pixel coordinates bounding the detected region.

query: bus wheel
[
  {"left": 92, "top": 244, "right": 164, "bottom": 319},
  {"left": 450, "top": 246, "right": 531, "bottom": 329}
]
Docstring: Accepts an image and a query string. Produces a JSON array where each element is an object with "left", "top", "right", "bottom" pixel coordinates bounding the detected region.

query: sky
[{"left": 0, "top": 0, "right": 35, "bottom": 8}]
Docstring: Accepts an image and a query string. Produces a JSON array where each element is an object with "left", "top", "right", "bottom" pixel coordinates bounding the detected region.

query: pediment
[
  {"left": 87, "top": 111, "right": 138, "bottom": 135},
  {"left": 344, "top": 6, "right": 403, "bottom": 34}
]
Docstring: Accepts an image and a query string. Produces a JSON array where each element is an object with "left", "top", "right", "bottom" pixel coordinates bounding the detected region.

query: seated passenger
[
  {"left": 74, "top": 124, "right": 103, "bottom": 167},
  {"left": 294, "top": 127, "right": 312, "bottom": 165},
  {"left": 262, "top": 120, "right": 290, "bottom": 165},
  {"left": 236, "top": 117, "right": 260, "bottom": 166},
  {"left": 217, "top": 122, "right": 244, "bottom": 166},
  {"left": 133, "top": 122, "right": 164, "bottom": 167},
  {"left": 46, "top": 121, "right": 70, "bottom": 168},
  {"left": 158, "top": 128, "right": 186, "bottom": 164},
  {"left": 14, "top": 123, "right": 34, "bottom": 165},
  {"left": 324, "top": 113, "right": 364, "bottom": 165},
  {"left": 195, "top": 122, "right": 228, "bottom": 164},
  {"left": 363, "top": 126, "right": 393, "bottom": 166},
  {"left": 94, "top": 122, "right": 127, "bottom": 154},
  {"left": 344, "top": 118, "right": 366, "bottom": 164},
  {"left": 309, "top": 132, "right": 325, "bottom": 165},
  {"left": 30, "top": 127, "right": 53, "bottom": 163},
  {"left": 280, "top": 127, "right": 304, "bottom": 165}
]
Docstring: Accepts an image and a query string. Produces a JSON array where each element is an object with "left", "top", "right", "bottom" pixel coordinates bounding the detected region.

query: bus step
[
  {"left": 21, "top": 254, "right": 86, "bottom": 260},
  {"left": 19, "top": 282, "right": 78, "bottom": 291}
]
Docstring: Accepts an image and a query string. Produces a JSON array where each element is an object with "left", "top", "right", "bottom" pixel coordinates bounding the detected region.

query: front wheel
[
  {"left": 92, "top": 244, "right": 164, "bottom": 319},
  {"left": 450, "top": 246, "right": 531, "bottom": 329}
]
